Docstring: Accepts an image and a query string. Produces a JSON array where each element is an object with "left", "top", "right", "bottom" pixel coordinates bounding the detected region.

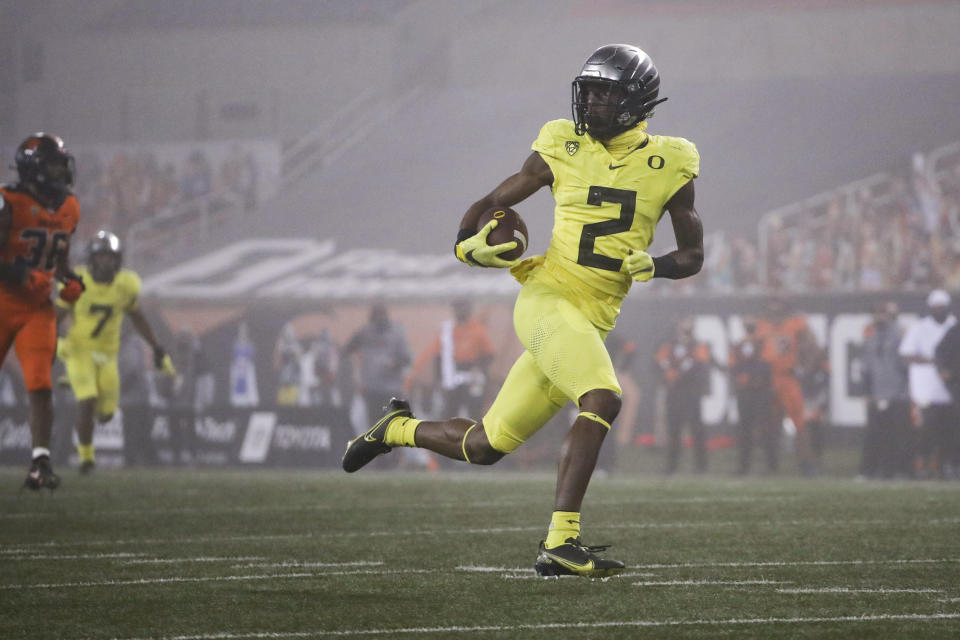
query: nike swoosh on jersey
[{"left": 608, "top": 163, "right": 627, "bottom": 170}]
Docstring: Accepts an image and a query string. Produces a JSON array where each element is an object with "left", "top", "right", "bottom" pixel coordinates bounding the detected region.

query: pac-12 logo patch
[{"left": 565, "top": 141, "right": 580, "bottom": 156}]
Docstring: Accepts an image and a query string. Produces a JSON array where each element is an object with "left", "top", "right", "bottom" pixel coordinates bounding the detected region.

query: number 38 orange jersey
[{"left": 0, "top": 185, "right": 80, "bottom": 312}]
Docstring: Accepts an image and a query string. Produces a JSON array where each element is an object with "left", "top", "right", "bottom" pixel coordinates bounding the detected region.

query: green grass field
[{"left": 1, "top": 466, "right": 959, "bottom": 639}]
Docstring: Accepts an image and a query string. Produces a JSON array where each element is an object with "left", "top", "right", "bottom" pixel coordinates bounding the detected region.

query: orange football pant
[
  {"left": 0, "top": 304, "right": 57, "bottom": 391},
  {"left": 772, "top": 374, "right": 806, "bottom": 432}
]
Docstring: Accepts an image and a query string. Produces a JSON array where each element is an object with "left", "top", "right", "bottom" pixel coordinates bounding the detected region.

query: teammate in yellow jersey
[
  {"left": 342, "top": 44, "right": 704, "bottom": 577},
  {"left": 56, "top": 230, "right": 175, "bottom": 473}
]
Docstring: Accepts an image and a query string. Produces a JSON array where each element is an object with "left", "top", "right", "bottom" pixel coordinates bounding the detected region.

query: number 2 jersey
[
  {"left": 521, "top": 119, "right": 699, "bottom": 331},
  {"left": 58, "top": 266, "right": 142, "bottom": 355},
  {"left": 0, "top": 184, "right": 80, "bottom": 311}
]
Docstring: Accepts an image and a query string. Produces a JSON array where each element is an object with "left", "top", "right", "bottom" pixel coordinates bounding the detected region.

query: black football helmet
[
  {"left": 14, "top": 132, "right": 75, "bottom": 196},
  {"left": 87, "top": 230, "right": 122, "bottom": 283},
  {"left": 572, "top": 44, "right": 667, "bottom": 139}
]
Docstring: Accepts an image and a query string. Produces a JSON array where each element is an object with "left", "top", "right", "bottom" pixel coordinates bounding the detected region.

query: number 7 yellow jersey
[
  {"left": 58, "top": 266, "right": 142, "bottom": 355},
  {"left": 528, "top": 118, "right": 699, "bottom": 330}
]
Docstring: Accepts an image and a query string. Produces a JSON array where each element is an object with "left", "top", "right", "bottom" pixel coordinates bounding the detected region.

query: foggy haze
[{"left": 2, "top": 0, "right": 958, "bottom": 269}]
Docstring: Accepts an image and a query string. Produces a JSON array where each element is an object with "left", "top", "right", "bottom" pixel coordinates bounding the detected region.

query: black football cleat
[
  {"left": 23, "top": 456, "right": 61, "bottom": 491},
  {"left": 535, "top": 538, "right": 625, "bottom": 579},
  {"left": 341, "top": 398, "right": 412, "bottom": 473},
  {"left": 79, "top": 460, "right": 95, "bottom": 475}
]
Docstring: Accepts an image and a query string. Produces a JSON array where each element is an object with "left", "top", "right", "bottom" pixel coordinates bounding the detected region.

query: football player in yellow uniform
[
  {"left": 56, "top": 231, "right": 174, "bottom": 473},
  {"left": 343, "top": 44, "right": 703, "bottom": 577}
]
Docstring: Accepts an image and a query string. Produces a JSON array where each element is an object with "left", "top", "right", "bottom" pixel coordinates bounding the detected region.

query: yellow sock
[
  {"left": 77, "top": 444, "right": 95, "bottom": 464},
  {"left": 384, "top": 417, "right": 421, "bottom": 447},
  {"left": 545, "top": 510, "right": 581, "bottom": 549}
]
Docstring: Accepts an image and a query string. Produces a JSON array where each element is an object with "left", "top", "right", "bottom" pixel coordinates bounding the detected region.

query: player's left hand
[
  {"left": 622, "top": 249, "right": 655, "bottom": 282},
  {"left": 455, "top": 220, "right": 520, "bottom": 269},
  {"left": 58, "top": 274, "right": 85, "bottom": 303}
]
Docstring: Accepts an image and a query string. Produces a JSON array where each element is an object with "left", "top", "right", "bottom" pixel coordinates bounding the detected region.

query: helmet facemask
[{"left": 573, "top": 78, "right": 631, "bottom": 139}]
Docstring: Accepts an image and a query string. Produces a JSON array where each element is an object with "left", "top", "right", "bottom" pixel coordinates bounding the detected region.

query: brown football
[{"left": 476, "top": 206, "right": 529, "bottom": 261}]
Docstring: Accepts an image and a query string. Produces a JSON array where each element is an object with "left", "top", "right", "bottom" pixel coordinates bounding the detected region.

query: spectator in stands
[
  {"left": 405, "top": 299, "right": 494, "bottom": 421},
  {"left": 170, "top": 327, "right": 214, "bottom": 412},
  {"left": 757, "top": 298, "right": 820, "bottom": 476},
  {"left": 730, "top": 234, "right": 760, "bottom": 291},
  {"left": 935, "top": 310, "right": 960, "bottom": 476},
  {"left": 150, "top": 163, "right": 180, "bottom": 213},
  {"left": 860, "top": 301, "right": 911, "bottom": 479},
  {"left": 305, "top": 329, "right": 340, "bottom": 408},
  {"left": 899, "top": 289, "right": 957, "bottom": 478},
  {"left": 230, "top": 321, "right": 260, "bottom": 408},
  {"left": 730, "top": 317, "right": 777, "bottom": 475},
  {"left": 796, "top": 323, "right": 829, "bottom": 461},
  {"left": 343, "top": 302, "right": 412, "bottom": 436},
  {"left": 654, "top": 317, "right": 711, "bottom": 474},
  {"left": 220, "top": 145, "right": 259, "bottom": 211},
  {"left": 912, "top": 153, "right": 942, "bottom": 235},
  {"left": 705, "top": 231, "right": 733, "bottom": 292},
  {"left": 181, "top": 150, "right": 212, "bottom": 200},
  {"left": 274, "top": 322, "right": 303, "bottom": 406}
]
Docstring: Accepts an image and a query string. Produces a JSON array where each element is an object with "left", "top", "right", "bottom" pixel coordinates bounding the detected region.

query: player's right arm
[{"left": 455, "top": 152, "right": 554, "bottom": 268}]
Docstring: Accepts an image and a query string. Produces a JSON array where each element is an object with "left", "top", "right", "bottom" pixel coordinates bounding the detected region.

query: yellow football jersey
[
  {"left": 60, "top": 266, "right": 142, "bottom": 354},
  {"left": 527, "top": 119, "right": 699, "bottom": 330}
]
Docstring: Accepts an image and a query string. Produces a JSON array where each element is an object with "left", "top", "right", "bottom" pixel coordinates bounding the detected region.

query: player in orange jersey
[
  {"left": 756, "top": 297, "right": 819, "bottom": 476},
  {"left": 0, "top": 133, "right": 85, "bottom": 491}
]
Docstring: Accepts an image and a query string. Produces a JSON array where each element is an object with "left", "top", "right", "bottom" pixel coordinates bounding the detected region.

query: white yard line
[
  {"left": 110, "top": 613, "right": 960, "bottom": 639},
  {"left": 456, "top": 566, "right": 658, "bottom": 579},
  {"left": 777, "top": 587, "right": 944, "bottom": 594},
  {"left": 120, "top": 556, "right": 265, "bottom": 565},
  {"left": 455, "top": 565, "right": 530, "bottom": 573},
  {"left": 634, "top": 558, "right": 960, "bottom": 569},
  {"left": 500, "top": 571, "right": 659, "bottom": 580},
  {"left": 0, "top": 568, "right": 438, "bottom": 590},
  {"left": 0, "top": 552, "right": 144, "bottom": 560},
  {"left": 230, "top": 561, "right": 384, "bottom": 569},
  {"left": 0, "top": 533, "right": 314, "bottom": 552},
  {"left": 632, "top": 580, "right": 791, "bottom": 586}
]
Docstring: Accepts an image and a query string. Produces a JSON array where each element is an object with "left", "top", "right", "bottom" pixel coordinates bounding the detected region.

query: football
[{"left": 476, "top": 206, "right": 528, "bottom": 261}]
